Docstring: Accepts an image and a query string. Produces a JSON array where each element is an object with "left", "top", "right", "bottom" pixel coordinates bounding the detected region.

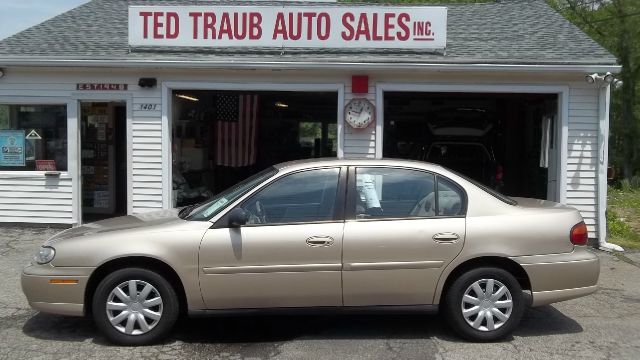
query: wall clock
[{"left": 345, "top": 98, "right": 375, "bottom": 129}]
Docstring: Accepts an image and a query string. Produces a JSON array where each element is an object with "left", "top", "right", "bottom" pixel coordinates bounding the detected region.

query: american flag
[{"left": 215, "top": 94, "right": 258, "bottom": 167}]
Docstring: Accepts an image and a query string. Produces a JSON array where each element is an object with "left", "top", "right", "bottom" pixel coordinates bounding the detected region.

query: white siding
[
  {"left": 566, "top": 86, "right": 600, "bottom": 237},
  {"left": 0, "top": 175, "right": 73, "bottom": 224},
  {"left": 131, "top": 94, "right": 164, "bottom": 214}
]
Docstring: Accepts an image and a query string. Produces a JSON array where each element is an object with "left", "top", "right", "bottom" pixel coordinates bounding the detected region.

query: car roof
[{"left": 273, "top": 158, "right": 446, "bottom": 173}]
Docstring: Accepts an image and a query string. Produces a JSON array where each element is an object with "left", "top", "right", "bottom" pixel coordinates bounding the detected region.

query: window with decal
[{"left": 0, "top": 104, "right": 67, "bottom": 171}]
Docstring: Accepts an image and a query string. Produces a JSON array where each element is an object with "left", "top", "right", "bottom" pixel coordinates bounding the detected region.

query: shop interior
[
  {"left": 383, "top": 92, "right": 558, "bottom": 200},
  {"left": 172, "top": 90, "right": 338, "bottom": 207},
  {"left": 80, "top": 101, "right": 128, "bottom": 222}
]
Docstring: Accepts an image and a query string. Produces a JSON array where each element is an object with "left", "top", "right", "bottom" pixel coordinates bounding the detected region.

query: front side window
[
  {"left": 354, "top": 167, "right": 466, "bottom": 219},
  {"left": 241, "top": 168, "right": 340, "bottom": 225},
  {"left": 0, "top": 104, "right": 67, "bottom": 171}
]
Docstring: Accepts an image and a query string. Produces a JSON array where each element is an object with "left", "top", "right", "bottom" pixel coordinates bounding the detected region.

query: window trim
[
  {"left": 212, "top": 166, "right": 346, "bottom": 228},
  {"left": 345, "top": 165, "right": 468, "bottom": 221}
]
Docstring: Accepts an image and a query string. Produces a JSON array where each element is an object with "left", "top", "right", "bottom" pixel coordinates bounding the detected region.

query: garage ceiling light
[
  {"left": 176, "top": 94, "right": 199, "bottom": 102},
  {"left": 275, "top": 101, "right": 289, "bottom": 108}
]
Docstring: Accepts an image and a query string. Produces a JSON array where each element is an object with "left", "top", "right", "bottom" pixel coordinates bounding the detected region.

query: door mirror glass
[{"left": 228, "top": 208, "right": 249, "bottom": 228}]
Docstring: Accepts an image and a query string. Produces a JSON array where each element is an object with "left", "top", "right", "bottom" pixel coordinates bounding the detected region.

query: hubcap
[
  {"left": 461, "top": 278, "right": 513, "bottom": 332},
  {"left": 106, "top": 280, "right": 163, "bottom": 336}
]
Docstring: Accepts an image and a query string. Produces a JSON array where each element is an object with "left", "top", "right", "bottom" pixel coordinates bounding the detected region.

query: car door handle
[
  {"left": 433, "top": 232, "right": 460, "bottom": 243},
  {"left": 306, "top": 236, "right": 334, "bottom": 247}
]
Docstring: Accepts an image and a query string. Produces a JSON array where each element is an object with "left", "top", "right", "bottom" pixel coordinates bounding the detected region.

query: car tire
[
  {"left": 443, "top": 267, "right": 524, "bottom": 341},
  {"left": 92, "top": 268, "right": 179, "bottom": 346}
]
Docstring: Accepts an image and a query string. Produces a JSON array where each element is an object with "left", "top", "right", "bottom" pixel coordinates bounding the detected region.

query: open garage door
[
  {"left": 383, "top": 92, "right": 558, "bottom": 200},
  {"left": 171, "top": 90, "right": 338, "bottom": 207}
]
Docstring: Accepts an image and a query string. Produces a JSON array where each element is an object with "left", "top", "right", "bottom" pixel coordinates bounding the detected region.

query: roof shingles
[{"left": 0, "top": 0, "right": 618, "bottom": 66}]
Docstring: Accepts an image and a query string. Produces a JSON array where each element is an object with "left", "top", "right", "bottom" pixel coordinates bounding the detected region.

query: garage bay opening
[
  {"left": 383, "top": 92, "right": 558, "bottom": 200},
  {"left": 171, "top": 90, "right": 338, "bottom": 207}
]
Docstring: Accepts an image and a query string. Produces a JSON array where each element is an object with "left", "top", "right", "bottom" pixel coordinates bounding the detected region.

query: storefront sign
[
  {"left": 35, "top": 160, "right": 57, "bottom": 171},
  {"left": 128, "top": 6, "right": 447, "bottom": 49},
  {"left": 0, "top": 130, "right": 25, "bottom": 167},
  {"left": 77, "top": 83, "right": 128, "bottom": 91}
]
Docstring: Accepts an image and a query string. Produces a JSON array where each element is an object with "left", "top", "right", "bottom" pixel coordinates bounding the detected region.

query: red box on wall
[{"left": 351, "top": 75, "right": 369, "bottom": 94}]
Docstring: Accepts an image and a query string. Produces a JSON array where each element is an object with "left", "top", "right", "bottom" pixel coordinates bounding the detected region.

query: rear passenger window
[
  {"left": 437, "top": 177, "right": 465, "bottom": 216},
  {"left": 354, "top": 168, "right": 436, "bottom": 219}
]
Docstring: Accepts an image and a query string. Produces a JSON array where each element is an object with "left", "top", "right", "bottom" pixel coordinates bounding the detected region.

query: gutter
[{"left": 0, "top": 58, "right": 622, "bottom": 73}]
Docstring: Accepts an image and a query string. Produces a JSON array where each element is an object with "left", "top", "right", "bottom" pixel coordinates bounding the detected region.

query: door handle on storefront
[
  {"left": 306, "top": 236, "right": 334, "bottom": 247},
  {"left": 433, "top": 233, "right": 460, "bottom": 243}
]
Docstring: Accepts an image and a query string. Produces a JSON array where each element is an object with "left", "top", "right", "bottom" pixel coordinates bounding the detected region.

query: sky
[{"left": 0, "top": 0, "right": 90, "bottom": 40}]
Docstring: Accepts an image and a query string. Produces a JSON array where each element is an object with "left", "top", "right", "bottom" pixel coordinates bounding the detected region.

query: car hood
[{"left": 45, "top": 209, "right": 182, "bottom": 245}]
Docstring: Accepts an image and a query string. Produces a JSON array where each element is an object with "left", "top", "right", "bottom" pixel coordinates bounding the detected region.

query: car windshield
[
  {"left": 184, "top": 167, "right": 278, "bottom": 221},
  {"left": 447, "top": 168, "right": 518, "bottom": 206}
]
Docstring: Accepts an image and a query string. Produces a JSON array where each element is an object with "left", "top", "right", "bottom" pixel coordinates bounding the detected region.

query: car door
[
  {"left": 342, "top": 166, "right": 466, "bottom": 306},
  {"left": 199, "top": 167, "right": 346, "bottom": 309}
]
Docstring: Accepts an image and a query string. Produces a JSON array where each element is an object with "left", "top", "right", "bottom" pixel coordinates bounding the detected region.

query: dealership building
[{"left": 0, "top": 0, "right": 620, "bottom": 245}]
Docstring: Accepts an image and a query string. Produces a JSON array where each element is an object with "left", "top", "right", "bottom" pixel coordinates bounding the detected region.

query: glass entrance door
[{"left": 79, "top": 101, "right": 127, "bottom": 222}]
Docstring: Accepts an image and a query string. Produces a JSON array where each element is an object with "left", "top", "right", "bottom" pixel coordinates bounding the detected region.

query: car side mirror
[{"left": 228, "top": 208, "right": 249, "bottom": 228}]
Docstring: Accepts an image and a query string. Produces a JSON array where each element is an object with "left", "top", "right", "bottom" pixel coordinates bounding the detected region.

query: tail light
[
  {"left": 495, "top": 165, "right": 504, "bottom": 182},
  {"left": 570, "top": 221, "right": 588, "bottom": 246}
]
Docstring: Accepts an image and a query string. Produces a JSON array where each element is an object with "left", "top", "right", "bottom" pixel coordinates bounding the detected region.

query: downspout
[{"left": 598, "top": 84, "right": 624, "bottom": 252}]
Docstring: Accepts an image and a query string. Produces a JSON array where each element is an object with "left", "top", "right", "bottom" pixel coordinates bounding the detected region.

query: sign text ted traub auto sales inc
[{"left": 128, "top": 6, "right": 447, "bottom": 49}]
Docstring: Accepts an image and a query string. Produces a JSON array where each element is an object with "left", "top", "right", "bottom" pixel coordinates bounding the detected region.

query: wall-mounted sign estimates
[{"left": 129, "top": 6, "right": 447, "bottom": 49}]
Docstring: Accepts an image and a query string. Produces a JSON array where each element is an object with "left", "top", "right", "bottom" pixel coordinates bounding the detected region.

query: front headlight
[{"left": 34, "top": 246, "right": 55, "bottom": 264}]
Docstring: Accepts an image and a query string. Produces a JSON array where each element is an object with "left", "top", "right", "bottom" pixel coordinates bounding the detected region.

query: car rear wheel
[
  {"left": 92, "top": 268, "right": 179, "bottom": 345},
  {"left": 444, "top": 267, "right": 524, "bottom": 341}
]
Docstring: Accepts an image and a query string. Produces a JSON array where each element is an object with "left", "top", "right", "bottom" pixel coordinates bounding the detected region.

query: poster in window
[
  {"left": 93, "top": 191, "right": 110, "bottom": 208},
  {"left": 0, "top": 130, "right": 25, "bottom": 166}
]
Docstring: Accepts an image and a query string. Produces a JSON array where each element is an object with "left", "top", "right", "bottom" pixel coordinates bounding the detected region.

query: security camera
[
  {"left": 603, "top": 72, "right": 615, "bottom": 84},
  {"left": 585, "top": 73, "right": 598, "bottom": 83},
  {"left": 138, "top": 77, "right": 157, "bottom": 88}
]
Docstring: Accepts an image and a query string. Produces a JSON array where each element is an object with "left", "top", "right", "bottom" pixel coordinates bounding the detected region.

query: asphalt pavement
[{"left": 1, "top": 226, "right": 639, "bottom": 360}]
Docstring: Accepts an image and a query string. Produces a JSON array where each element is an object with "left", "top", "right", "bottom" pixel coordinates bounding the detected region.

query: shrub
[{"left": 606, "top": 209, "right": 634, "bottom": 238}]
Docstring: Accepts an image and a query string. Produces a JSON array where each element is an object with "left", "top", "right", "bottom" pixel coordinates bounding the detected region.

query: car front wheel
[
  {"left": 92, "top": 268, "right": 179, "bottom": 345},
  {"left": 444, "top": 267, "right": 524, "bottom": 341}
]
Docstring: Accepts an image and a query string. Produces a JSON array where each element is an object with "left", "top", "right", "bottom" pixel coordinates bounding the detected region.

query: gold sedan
[{"left": 22, "top": 159, "right": 599, "bottom": 345}]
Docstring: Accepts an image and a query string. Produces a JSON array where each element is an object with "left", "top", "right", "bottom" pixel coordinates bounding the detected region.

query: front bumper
[
  {"left": 511, "top": 247, "right": 600, "bottom": 307},
  {"left": 21, "top": 264, "right": 94, "bottom": 316}
]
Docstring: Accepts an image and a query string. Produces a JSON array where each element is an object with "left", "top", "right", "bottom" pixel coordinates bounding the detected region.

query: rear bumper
[
  {"left": 21, "top": 264, "right": 93, "bottom": 317},
  {"left": 511, "top": 247, "right": 600, "bottom": 307}
]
